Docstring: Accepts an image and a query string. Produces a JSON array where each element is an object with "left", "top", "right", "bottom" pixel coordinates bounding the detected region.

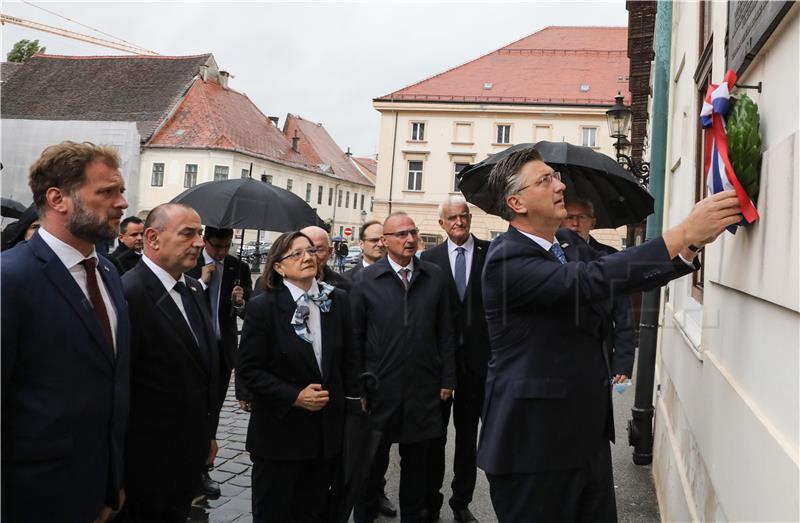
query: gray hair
[
  {"left": 487, "top": 147, "right": 543, "bottom": 221},
  {"left": 437, "top": 194, "right": 469, "bottom": 219},
  {"left": 567, "top": 197, "right": 595, "bottom": 217},
  {"left": 144, "top": 203, "right": 195, "bottom": 232}
]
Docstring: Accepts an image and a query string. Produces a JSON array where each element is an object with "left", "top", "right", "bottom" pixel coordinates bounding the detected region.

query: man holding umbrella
[{"left": 476, "top": 147, "right": 742, "bottom": 521}]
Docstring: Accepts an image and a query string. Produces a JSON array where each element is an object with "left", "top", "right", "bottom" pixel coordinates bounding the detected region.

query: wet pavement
[{"left": 190, "top": 366, "right": 660, "bottom": 522}]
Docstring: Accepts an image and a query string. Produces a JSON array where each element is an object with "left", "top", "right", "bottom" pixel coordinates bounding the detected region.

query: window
[
  {"left": 150, "top": 163, "right": 164, "bottom": 187},
  {"left": 287, "top": 179, "right": 293, "bottom": 192},
  {"left": 407, "top": 161, "right": 423, "bottom": 191},
  {"left": 305, "top": 183, "right": 312, "bottom": 203},
  {"left": 496, "top": 124, "right": 511, "bottom": 144},
  {"left": 338, "top": 190, "right": 343, "bottom": 207},
  {"left": 241, "top": 168, "right": 249, "bottom": 179},
  {"left": 411, "top": 122, "right": 425, "bottom": 141},
  {"left": 317, "top": 186, "right": 323, "bottom": 205},
  {"left": 419, "top": 234, "right": 442, "bottom": 249},
  {"left": 339, "top": 225, "right": 344, "bottom": 236},
  {"left": 581, "top": 127, "right": 598, "bottom": 147},
  {"left": 184, "top": 164, "right": 198, "bottom": 188},
  {"left": 213, "top": 165, "right": 229, "bottom": 181},
  {"left": 261, "top": 174, "right": 273, "bottom": 184},
  {"left": 454, "top": 122, "right": 473, "bottom": 143},
  {"left": 693, "top": 37, "right": 714, "bottom": 304},
  {"left": 353, "top": 192, "right": 359, "bottom": 209},
  {"left": 345, "top": 191, "right": 350, "bottom": 208},
  {"left": 328, "top": 187, "right": 334, "bottom": 206},
  {"left": 370, "top": 196, "right": 374, "bottom": 212},
  {"left": 360, "top": 194, "right": 365, "bottom": 210},
  {"left": 453, "top": 162, "right": 469, "bottom": 192}
]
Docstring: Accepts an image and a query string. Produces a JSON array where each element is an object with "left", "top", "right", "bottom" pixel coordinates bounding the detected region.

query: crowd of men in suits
[{"left": 1, "top": 141, "right": 742, "bottom": 523}]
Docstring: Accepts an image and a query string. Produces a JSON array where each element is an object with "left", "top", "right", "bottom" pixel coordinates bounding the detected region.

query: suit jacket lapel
[
  {"left": 320, "top": 306, "right": 335, "bottom": 384},
  {"left": 277, "top": 287, "right": 323, "bottom": 381},
  {"left": 30, "top": 234, "right": 115, "bottom": 366},
  {"left": 465, "top": 235, "right": 486, "bottom": 298}
]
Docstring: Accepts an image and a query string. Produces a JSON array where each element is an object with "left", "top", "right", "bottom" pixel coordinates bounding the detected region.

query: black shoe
[
  {"left": 421, "top": 508, "right": 440, "bottom": 522},
  {"left": 452, "top": 507, "right": 478, "bottom": 522},
  {"left": 378, "top": 491, "right": 397, "bottom": 517},
  {"left": 199, "top": 470, "right": 221, "bottom": 497}
]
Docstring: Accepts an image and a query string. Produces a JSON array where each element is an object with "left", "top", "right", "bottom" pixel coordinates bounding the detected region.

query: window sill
[
  {"left": 491, "top": 142, "right": 512, "bottom": 147},
  {"left": 406, "top": 140, "right": 428, "bottom": 145},
  {"left": 402, "top": 189, "right": 424, "bottom": 193},
  {"left": 451, "top": 141, "right": 474, "bottom": 146},
  {"left": 664, "top": 301, "right": 704, "bottom": 362}
]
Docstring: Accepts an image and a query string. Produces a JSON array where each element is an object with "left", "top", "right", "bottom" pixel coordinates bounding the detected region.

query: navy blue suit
[
  {"left": 1, "top": 232, "right": 129, "bottom": 522},
  {"left": 477, "top": 227, "right": 698, "bottom": 522}
]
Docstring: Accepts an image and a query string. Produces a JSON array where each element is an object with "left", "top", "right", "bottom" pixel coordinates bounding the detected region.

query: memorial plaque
[{"left": 727, "top": 1, "right": 794, "bottom": 77}]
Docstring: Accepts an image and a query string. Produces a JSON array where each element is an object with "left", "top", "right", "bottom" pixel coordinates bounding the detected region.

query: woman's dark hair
[{"left": 261, "top": 231, "right": 314, "bottom": 290}]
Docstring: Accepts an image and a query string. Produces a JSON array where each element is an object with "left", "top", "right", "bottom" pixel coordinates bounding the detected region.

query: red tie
[{"left": 81, "top": 258, "right": 114, "bottom": 350}]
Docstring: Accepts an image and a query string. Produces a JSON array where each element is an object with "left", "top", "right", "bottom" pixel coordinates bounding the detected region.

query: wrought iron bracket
[{"left": 616, "top": 153, "right": 651, "bottom": 188}]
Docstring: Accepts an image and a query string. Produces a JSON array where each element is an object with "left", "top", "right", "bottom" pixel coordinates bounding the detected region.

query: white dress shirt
[
  {"left": 283, "top": 279, "right": 323, "bottom": 373},
  {"left": 387, "top": 255, "right": 414, "bottom": 283},
  {"left": 141, "top": 254, "right": 198, "bottom": 343},
  {"left": 446, "top": 235, "right": 475, "bottom": 287},
  {"left": 514, "top": 227, "right": 556, "bottom": 252},
  {"left": 38, "top": 227, "right": 118, "bottom": 351}
]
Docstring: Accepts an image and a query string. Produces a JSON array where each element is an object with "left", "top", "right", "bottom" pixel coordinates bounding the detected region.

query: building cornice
[{"left": 372, "top": 100, "right": 612, "bottom": 116}]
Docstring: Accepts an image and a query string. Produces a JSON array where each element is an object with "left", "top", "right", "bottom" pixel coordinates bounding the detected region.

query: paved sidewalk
[{"left": 189, "top": 371, "right": 661, "bottom": 522}]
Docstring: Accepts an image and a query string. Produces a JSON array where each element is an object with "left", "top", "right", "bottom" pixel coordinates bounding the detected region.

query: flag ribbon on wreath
[{"left": 699, "top": 69, "right": 759, "bottom": 233}]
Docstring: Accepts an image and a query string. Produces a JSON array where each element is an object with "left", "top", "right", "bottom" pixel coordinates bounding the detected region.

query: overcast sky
[{"left": 3, "top": 1, "right": 628, "bottom": 155}]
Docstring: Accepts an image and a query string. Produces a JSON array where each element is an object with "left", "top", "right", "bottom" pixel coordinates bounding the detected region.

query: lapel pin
[
  {"left": 561, "top": 242, "right": 569, "bottom": 248},
  {"left": 102, "top": 265, "right": 110, "bottom": 272}
]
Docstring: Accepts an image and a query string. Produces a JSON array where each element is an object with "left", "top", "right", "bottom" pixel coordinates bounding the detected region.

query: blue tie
[
  {"left": 454, "top": 247, "right": 467, "bottom": 301},
  {"left": 549, "top": 242, "right": 568, "bottom": 264}
]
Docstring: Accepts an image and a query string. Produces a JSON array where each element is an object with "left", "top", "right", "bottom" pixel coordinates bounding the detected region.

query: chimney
[
  {"left": 345, "top": 147, "right": 352, "bottom": 157},
  {"left": 268, "top": 116, "right": 279, "bottom": 126},
  {"left": 292, "top": 130, "right": 300, "bottom": 153},
  {"left": 199, "top": 65, "right": 209, "bottom": 82},
  {"left": 219, "top": 70, "right": 230, "bottom": 89}
]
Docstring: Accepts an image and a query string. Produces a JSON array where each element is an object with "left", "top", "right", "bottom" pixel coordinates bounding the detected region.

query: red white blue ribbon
[{"left": 700, "top": 70, "right": 759, "bottom": 233}]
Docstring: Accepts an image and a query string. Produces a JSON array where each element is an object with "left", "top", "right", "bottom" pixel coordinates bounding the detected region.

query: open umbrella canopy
[
  {"left": 171, "top": 178, "right": 324, "bottom": 231},
  {"left": 457, "top": 141, "right": 654, "bottom": 229},
  {"left": 1, "top": 197, "right": 27, "bottom": 219}
]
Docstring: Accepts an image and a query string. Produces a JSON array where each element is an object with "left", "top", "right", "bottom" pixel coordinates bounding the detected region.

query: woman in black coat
[{"left": 237, "top": 230, "right": 362, "bottom": 522}]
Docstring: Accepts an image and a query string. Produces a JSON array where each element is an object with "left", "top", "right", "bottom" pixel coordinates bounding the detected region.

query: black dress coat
[
  {"left": 420, "top": 235, "right": 491, "bottom": 376},
  {"left": 350, "top": 257, "right": 457, "bottom": 443},
  {"left": 476, "top": 227, "right": 699, "bottom": 475},
  {"left": 109, "top": 243, "right": 141, "bottom": 275},
  {"left": 1, "top": 233, "right": 130, "bottom": 522},
  {"left": 122, "top": 262, "right": 219, "bottom": 492},
  {"left": 237, "top": 285, "right": 361, "bottom": 461}
]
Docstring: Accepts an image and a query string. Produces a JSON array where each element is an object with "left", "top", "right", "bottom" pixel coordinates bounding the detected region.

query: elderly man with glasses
[{"left": 351, "top": 212, "right": 456, "bottom": 523}]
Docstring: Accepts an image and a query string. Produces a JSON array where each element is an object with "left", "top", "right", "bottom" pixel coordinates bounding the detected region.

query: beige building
[
  {"left": 372, "top": 26, "right": 631, "bottom": 247},
  {"left": 647, "top": 2, "right": 799, "bottom": 521}
]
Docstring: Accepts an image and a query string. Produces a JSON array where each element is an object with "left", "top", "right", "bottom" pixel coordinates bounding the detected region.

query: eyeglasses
[
  {"left": 279, "top": 247, "right": 319, "bottom": 262},
  {"left": 516, "top": 171, "right": 562, "bottom": 193},
  {"left": 566, "top": 213, "right": 593, "bottom": 221},
  {"left": 383, "top": 228, "right": 419, "bottom": 239}
]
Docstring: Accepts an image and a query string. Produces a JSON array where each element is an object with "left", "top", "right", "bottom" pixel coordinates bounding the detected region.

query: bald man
[{"left": 300, "top": 226, "right": 350, "bottom": 291}]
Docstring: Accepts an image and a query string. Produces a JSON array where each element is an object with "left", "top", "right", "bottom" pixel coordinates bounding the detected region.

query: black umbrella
[
  {"left": 171, "top": 178, "right": 323, "bottom": 231},
  {"left": 1, "top": 197, "right": 27, "bottom": 219},
  {"left": 457, "top": 141, "right": 654, "bottom": 229}
]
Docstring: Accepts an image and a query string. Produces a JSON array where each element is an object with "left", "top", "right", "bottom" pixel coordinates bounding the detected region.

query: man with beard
[
  {"left": 121, "top": 203, "right": 219, "bottom": 522},
  {"left": 109, "top": 216, "right": 144, "bottom": 274},
  {"left": 1, "top": 141, "right": 130, "bottom": 523}
]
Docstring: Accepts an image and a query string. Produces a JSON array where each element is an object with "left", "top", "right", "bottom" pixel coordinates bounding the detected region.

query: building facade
[
  {"left": 372, "top": 26, "right": 631, "bottom": 247},
  {"left": 652, "top": 2, "right": 799, "bottom": 521}
]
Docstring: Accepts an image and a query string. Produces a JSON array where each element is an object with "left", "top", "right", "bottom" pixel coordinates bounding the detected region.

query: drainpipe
[
  {"left": 387, "top": 111, "right": 399, "bottom": 214},
  {"left": 629, "top": 0, "right": 672, "bottom": 466}
]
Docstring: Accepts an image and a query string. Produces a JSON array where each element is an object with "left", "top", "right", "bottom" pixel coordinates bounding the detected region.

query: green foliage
[
  {"left": 727, "top": 94, "right": 762, "bottom": 204},
  {"left": 6, "top": 39, "right": 46, "bottom": 63}
]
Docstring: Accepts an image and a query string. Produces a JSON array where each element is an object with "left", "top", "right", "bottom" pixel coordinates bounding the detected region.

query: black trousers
[
  {"left": 486, "top": 440, "right": 617, "bottom": 523},
  {"left": 119, "top": 486, "right": 194, "bottom": 523},
  {"left": 251, "top": 454, "right": 335, "bottom": 523},
  {"left": 425, "top": 364, "right": 485, "bottom": 512},
  {"left": 355, "top": 438, "right": 429, "bottom": 523}
]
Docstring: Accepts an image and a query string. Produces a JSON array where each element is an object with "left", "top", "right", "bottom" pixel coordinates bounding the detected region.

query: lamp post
[{"left": 606, "top": 93, "right": 650, "bottom": 187}]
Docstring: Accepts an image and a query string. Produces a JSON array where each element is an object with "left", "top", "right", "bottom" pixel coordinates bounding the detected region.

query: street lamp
[{"left": 606, "top": 93, "right": 650, "bottom": 187}]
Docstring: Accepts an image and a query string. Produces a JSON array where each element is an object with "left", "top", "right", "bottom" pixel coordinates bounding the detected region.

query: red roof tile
[
  {"left": 352, "top": 156, "right": 378, "bottom": 183},
  {"left": 376, "top": 26, "right": 630, "bottom": 106},
  {"left": 148, "top": 78, "right": 316, "bottom": 172},
  {"left": 283, "top": 114, "right": 374, "bottom": 187}
]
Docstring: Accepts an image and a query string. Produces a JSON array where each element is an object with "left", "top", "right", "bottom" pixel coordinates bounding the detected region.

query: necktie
[
  {"left": 454, "top": 247, "right": 467, "bottom": 301},
  {"left": 209, "top": 260, "right": 222, "bottom": 340},
  {"left": 174, "top": 281, "right": 210, "bottom": 369},
  {"left": 399, "top": 268, "right": 411, "bottom": 290},
  {"left": 550, "top": 242, "right": 568, "bottom": 264},
  {"left": 81, "top": 258, "right": 114, "bottom": 351}
]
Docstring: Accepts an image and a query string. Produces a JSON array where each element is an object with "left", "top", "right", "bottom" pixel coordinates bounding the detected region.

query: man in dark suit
[
  {"left": 187, "top": 225, "right": 252, "bottom": 495},
  {"left": 351, "top": 212, "right": 456, "bottom": 523},
  {"left": 1, "top": 141, "right": 129, "bottom": 522},
  {"left": 121, "top": 203, "right": 219, "bottom": 522},
  {"left": 109, "top": 215, "right": 144, "bottom": 274},
  {"left": 562, "top": 199, "right": 635, "bottom": 382},
  {"left": 301, "top": 225, "right": 351, "bottom": 291},
  {"left": 477, "top": 147, "right": 742, "bottom": 522},
  {"left": 421, "top": 196, "right": 489, "bottom": 523},
  {"left": 343, "top": 220, "right": 386, "bottom": 281}
]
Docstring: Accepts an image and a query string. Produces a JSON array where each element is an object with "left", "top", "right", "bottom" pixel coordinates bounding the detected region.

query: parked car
[{"left": 345, "top": 246, "right": 362, "bottom": 266}]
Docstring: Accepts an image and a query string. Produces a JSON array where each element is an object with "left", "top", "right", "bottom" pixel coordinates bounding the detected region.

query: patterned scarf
[{"left": 290, "top": 281, "right": 334, "bottom": 343}]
